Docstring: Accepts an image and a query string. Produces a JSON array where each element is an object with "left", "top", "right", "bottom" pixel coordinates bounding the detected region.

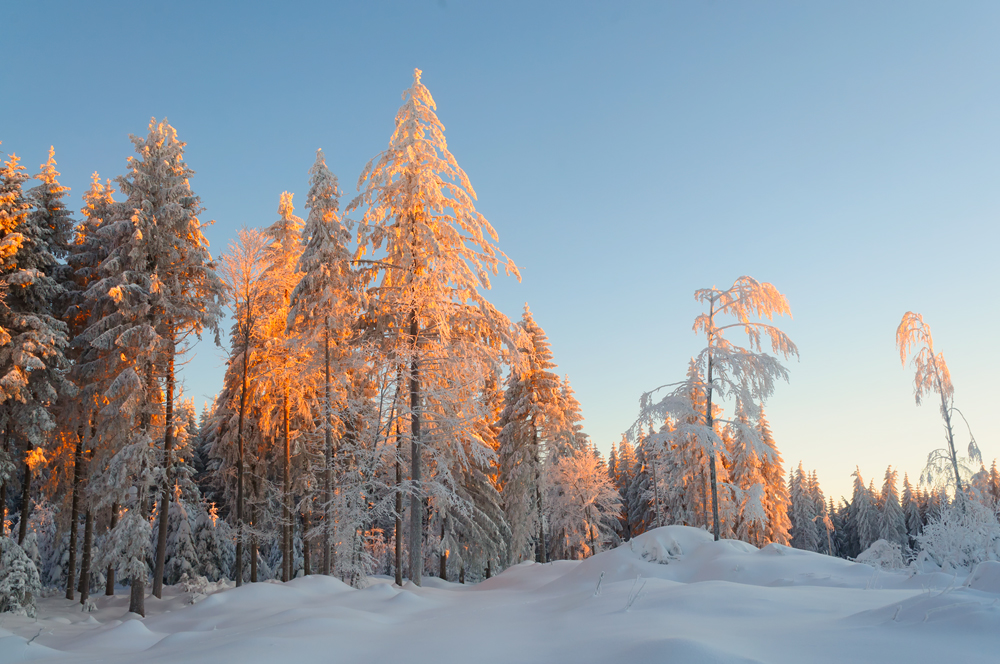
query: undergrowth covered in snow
[{"left": 1, "top": 526, "right": 998, "bottom": 664}]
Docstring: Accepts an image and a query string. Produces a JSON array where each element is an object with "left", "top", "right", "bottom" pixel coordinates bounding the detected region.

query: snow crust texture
[{"left": 2, "top": 526, "right": 998, "bottom": 664}]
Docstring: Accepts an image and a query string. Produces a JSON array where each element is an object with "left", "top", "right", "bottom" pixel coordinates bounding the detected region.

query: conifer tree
[
  {"left": 0, "top": 146, "right": 72, "bottom": 545},
  {"left": 877, "top": 466, "right": 907, "bottom": 549},
  {"left": 288, "top": 149, "right": 357, "bottom": 576},
  {"left": 758, "top": 411, "right": 791, "bottom": 545},
  {"left": 350, "top": 69, "right": 521, "bottom": 584},
  {"left": 497, "top": 306, "right": 561, "bottom": 564},
  {"left": 217, "top": 227, "right": 268, "bottom": 585},
  {"left": 634, "top": 277, "right": 796, "bottom": 540},
  {"left": 259, "top": 191, "right": 308, "bottom": 583},
  {"left": 86, "top": 119, "right": 224, "bottom": 612},
  {"left": 788, "top": 463, "right": 819, "bottom": 551},
  {"left": 901, "top": 473, "right": 922, "bottom": 551}
]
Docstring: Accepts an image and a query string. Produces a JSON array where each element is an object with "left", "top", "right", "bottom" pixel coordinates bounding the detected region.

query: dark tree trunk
[
  {"left": 408, "top": 311, "right": 423, "bottom": 585},
  {"left": 17, "top": 445, "right": 31, "bottom": 545},
  {"left": 705, "top": 343, "right": 720, "bottom": 541},
  {"left": 129, "top": 493, "right": 148, "bottom": 616},
  {"left": 302, "top": 509, "right": 310, "bottom": 576},
  {"left": 394, "top": 423, "right": 403, "bottom": 585},
  {"left": 153, "top": 336, "right": 176, "bottom": 598},
  {"left": 235, "top": 343, "right": 251, "bottom": 587},
  {"left": 66, "top": 429, "right": 85, "bottom": 599},
  {"left": 533, "top": 429, "right": 547, "bottom": 563},
  {"left": 283, "top": 391, "right": 291, "bottom": 582},
  {"left": 323, "top": 324, "right": 332, "bottom": 576},
  {"left": 106, "top": 502, "right": 118, "bottom": 595},
  {"left": 439, "top": 518, "right": 447, "bottom": 581},
  {"left": 250, "top": 503, "right": 258, "bottom": 583},
  {"left": 79, "top": 509, "right": 94, "bottom": 601}
]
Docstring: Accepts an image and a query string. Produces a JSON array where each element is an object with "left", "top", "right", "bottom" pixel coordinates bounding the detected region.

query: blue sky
[{"left": 4, "top": 1, "right": 999, "bottom": 500}]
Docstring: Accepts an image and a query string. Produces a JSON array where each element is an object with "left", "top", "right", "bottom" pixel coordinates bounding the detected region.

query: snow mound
[
  {"left": 629, "top": 526, "right": 710, "bottom": 563},
  {"left": 623, "top": 636, "right": 765, "bottom": 663},
  {"left": 856, "top": 539, "right": 906, "bottom": 570},
  {"left": 965, "top": 561, "right": 1000, "bottom": 594}
]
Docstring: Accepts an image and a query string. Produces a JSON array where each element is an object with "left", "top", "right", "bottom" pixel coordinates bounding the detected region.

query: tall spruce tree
[
  {"left": 0, "top": 147, "right": 72, "bottom": 546},
  {"left": 350, "top": 69, "right": 521, "bottom": 584}
]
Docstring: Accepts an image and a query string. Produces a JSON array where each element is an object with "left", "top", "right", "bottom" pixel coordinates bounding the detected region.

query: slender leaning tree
[
  {"left": 896, "top": 312, "right": 979, "bottom": 496},
  {"left": 634, "top": 276, "right": 797, "bottom": 541},
  {"left": 350, "top": 69, "right": 521, "bottom": 585}
]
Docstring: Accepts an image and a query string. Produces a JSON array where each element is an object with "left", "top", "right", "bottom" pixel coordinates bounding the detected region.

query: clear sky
[{"left": 4, "top": 1, "right": 999, "bottom": 500}]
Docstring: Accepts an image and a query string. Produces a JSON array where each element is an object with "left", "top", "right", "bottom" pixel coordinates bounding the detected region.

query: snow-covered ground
[{"left": 3, "top": 526, "right": 999, "bottom": 663}]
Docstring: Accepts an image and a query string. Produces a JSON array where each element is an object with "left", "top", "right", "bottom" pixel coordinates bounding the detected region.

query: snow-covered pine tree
[
  {"left": 193, "top": 501, "right": 233, "bottom": 581},
  {"left": 727, "top": 406, "right": 768, "bottom": 547},
  {"left": 350, "top": 70, "right": 521, "bottom": 585},
  {"left": 0, "top": 147, "right": 72, "bottom": 545},
  {"left": 217, "top": 227, "right": 269, "bottom": 585},
  {"left": 788, "top": 463, "right": 819, "bottom": 552},
  {"left": 854, "top": 475, "right": 880, "bottom": 554},
  {"left": 258, "top": 191, "right": 310, "bottom": 583},
  {"left": 758, "top": 410, "right": 791, "bottom": 545},
  {"left": 901, "top": 473, "right": 921, "bottom": 551},
  {"left": 633, "top": 277, "right": 797, "bottom": 541},
  {"left": 545, "top": 443, "right": 621, "bottom": 559},
  {"left": 89, "top": 119, "right": 225, "bottom": 602},
  {"left": 497, "top": 306, "right": 561, "bottom": 564},
  {"left": 164, "top": 484, "right": 199, "bottom": 585},
  {"left": 877, "top": 466, "right": 907, "bottom": 550},
  {"left": 288, "top": 149, "right": 358, "bottom": 577},
  {"left": 0, "top": 536, "right": 41, "bottom": 617}
]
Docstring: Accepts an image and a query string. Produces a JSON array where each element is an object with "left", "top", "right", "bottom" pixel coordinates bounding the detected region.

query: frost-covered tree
[
  {"left": 164, "top": 486, "right": 199, "bottom": 585},
  {"left": 727, "top": 407, "right": 768, "bottom": 547},
  {"left": 633, "top": 277, "right": 797, "bottom": 541},
  {"left": 0, "top": 147, "right": 72, "bottom": 544},
  {"left": 788, "top": 463, "right": 819, "bottom": 552},
  {"left": 876, "top": 466, "right": 907, "bottom": 550},
  {"left": 350, "top": 69, "right": 521, "bottom": 584},
  {"left": 0, "top": 537, "right": 41, "bottom": 617},
  {"left": 758, "top": 411, "right": 790, "bottom": 545},
  {"left": 901, "top": 473, "right": 922, "bottom": 550},
  {"left": 546, "top": 444, "right": 621, "bottom": 559},
  {"left": 258, "top": 191, "right": 310, "bottom": 582},
  {"left": 897, "top": 312, "right": 980, "bottom": 494},
  {"left": 217, "top": 227, "right": 268, "bottom": 585},
  {"left": 288, "top": 149, "right": 358, "bottom": 577},
  {"left": 86, "top": 118, "right": 223, "bottom": 612},
  {"left": 497, "top": 306, "right": 561, "bottom": 564},
  {"left": 193, "top": 502, "right": 233, "bottom": 581}
]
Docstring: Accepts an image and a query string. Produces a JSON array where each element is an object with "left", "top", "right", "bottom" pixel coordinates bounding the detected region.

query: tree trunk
[
  {"left": 302, "top": 509, "right": 311, "bottom": 576},
  {"left": 283, "top": 390, "right": 291, "bottom": 582},
  {"left": 129, "top": 490, "right": 148, "bottom": 616},
  {"left": 439, "top": 517, "right": 447, "bottom": 581},
  {"left": 0, "top": 422, "right": 7, "bottom": 537},
  {"left": 235, "top": 344, "right": 251, "bottom": 587},
  {"left": 153, "top": 334, "right": 176, "bottom": 598},
  {"left": 408, "top": 311, "right": 423, "bottom": 585},
  {"left": 250, "top": 502, "right": 258, "bottom": 583},
  {"left": 394, "top": 419, "right": 403, "bottom": 585},
  {"left": 323, "top": 324, "right": 332, "bottom": 576},
  {"left": 940, "top": 392, "right": 964, "bottom": 497},
  {"left": 705, "top": 345, "right": 721, "bottom": 541},
  {"left": 106, "top": 502, "right": 117, "bottom": 595},
  {"left": 17, "top": 444, "right": 31, "bottom": 545},
  {"left": 651, "top": 451, "right": 661, "bottom": 529},
  {"left": 533, "top": 429, "right": 547, "bottom": 563},
  {"left": 80, "top": 510, "right": 94, "bottom": 601},
  {"left": 66, "top": 429, "right": 84, "bottom": 600},
  {"left": 486, "top": 559, "right": 491, "bottom": 579}
]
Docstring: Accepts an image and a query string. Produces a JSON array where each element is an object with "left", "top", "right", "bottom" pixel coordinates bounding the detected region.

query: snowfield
[{"left": 2, "top": 526, "right": 998, "bottom": 663}]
